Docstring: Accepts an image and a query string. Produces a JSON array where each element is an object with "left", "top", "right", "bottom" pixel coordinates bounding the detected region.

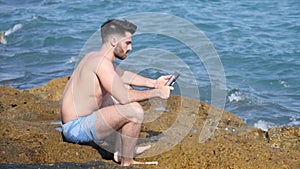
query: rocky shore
[{"left": 0, "top": 77, "right": 299, "bottom": 169}]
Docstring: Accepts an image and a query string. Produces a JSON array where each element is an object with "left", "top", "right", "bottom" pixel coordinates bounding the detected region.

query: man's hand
[
  {"left": 154, "top": 75, "right": 172, "bottom": 88},
  {"left": 158, "top": 85, "right": 174, "bottom": 99}
]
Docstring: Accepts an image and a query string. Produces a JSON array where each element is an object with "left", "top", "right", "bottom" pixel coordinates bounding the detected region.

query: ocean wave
[
  {"left": 254, "top": 120, "right": 276, "bottom": 131},
  {"left": 254, "top": 115, "right": 300, "bottom": 131},
  {"left": 0, "top": 23, "right": 23, "bottom": 45},
  {"left": 4, "top": 23, "right": 22, "bottom": 36},
  {"left": 43, "top": 36, "right": 81, "bottom": 47},
  {"left": 66, "top": 56, "right": 79, "bottom": 64},
  {"left": 228, "top": 89, "right": 243, "bottom": 102},
  {"left": 288, "top": 115, "right": 300, "bottom": 126},
  {"left": 41, "top": 0, "right": 63, "bottom": 6}
]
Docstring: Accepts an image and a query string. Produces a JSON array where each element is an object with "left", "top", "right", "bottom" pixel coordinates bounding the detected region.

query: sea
[{"left": 0, "top": 0, "right": 299, "bottom": 131}]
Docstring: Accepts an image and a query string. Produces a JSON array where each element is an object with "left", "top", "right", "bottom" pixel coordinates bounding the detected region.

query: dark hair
[{"left": 101, "top": 19, "right": 137, "bottom": 43}]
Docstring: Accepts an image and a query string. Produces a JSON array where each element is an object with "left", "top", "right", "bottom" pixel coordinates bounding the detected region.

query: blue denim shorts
[{"left": 62, "top": 112, "right": 104, "bottom": 144}]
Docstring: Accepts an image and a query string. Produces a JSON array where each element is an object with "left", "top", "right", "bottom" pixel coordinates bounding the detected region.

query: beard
[{"left": 114, "top": 45, "right": 127, "bottom": 60}]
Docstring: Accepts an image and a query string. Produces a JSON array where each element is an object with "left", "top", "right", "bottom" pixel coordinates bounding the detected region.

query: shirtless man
[{"left": 60, "top": 19, "right": 173, "bottom": 166}]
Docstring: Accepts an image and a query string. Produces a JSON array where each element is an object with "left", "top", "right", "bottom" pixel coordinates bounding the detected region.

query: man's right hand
[{"left": 158, "top": 86, "right": 174, "bottom": 99}]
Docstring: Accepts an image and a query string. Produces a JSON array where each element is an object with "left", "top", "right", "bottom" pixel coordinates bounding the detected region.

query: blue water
[{"left": 0, "top": 0, "right": 299, "bottom": 130}]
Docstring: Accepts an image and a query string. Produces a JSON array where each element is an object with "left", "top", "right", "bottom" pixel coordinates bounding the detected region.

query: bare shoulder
[
  {"left": 79, "top": 52, "right": 113, "bottom": 73},
  {"left": 93, "top": 56, "right": 114, "bottom": 73}
]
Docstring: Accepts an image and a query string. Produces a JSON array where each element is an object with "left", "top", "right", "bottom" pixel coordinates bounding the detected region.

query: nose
[{"left": 127, "top": 44, "right": 132, "bottom": 51}]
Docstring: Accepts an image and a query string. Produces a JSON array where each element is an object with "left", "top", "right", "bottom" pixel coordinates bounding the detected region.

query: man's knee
[
  {"left": 128, "top": 102, "right": 144, "bottom": 123},
  {"left": 130, "top": 102, "right": 143, "bottom": 113}
]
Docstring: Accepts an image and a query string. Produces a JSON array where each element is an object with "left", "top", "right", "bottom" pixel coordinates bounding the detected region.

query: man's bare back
[{"left": 61, "top": 52, "right": 113, "bottom": 123}]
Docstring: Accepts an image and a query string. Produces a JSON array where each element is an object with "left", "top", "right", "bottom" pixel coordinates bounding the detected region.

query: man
[{"left": 60, "top": 19, "right": 173, "bottom": 166}]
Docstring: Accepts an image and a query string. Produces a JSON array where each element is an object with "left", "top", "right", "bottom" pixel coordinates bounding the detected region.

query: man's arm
[
  {"left": 115, "top": 66, "right": 155, "bottom": 88},
  {"left": 98, "top": 59, "right": 173, "bottom": 105},
  {"left": 115, "top": 66, "right": 171, "bottom": 88}
]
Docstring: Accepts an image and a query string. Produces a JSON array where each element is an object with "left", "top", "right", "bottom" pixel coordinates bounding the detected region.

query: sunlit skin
[
  {"left": 61, "top": 31, "right": 173, "bottom": 166},
  {"left": 113, "top": 35, "right": 132, "bottom": 60}
]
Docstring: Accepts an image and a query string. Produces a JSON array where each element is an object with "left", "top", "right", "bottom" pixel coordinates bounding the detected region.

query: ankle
[{"left": 121, "top": 158, "right": 134, "bottom": 166}]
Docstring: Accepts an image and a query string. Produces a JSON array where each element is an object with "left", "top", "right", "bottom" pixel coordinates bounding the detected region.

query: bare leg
[
  {"left": 120, "top": 123, "right": 157, "bottom": 166},
  {"left": 94, "top": 102, "right": 155, "bottom": 166},
  {"left": 114, "top": 128, "right": 151, "bottom": 163},
  {"left": 120, "top": 121, "right": 141, "bottom": 166},
  {"left": 113, "top": 131, "right": 122, "bottom": 163},
  {"left": 101, "top": 96, "right": 152, "bottom": 164}
]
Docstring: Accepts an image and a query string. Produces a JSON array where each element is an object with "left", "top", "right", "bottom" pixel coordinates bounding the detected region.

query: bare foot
[
  {"left": 135, "top": 145, "right": 152, "bottom": 155},
  {"left": 113, "top": 152, "right": 121, "bottom": 164},
  {"left": 114, "top": 145, "right": 152, "bottom": 163}
]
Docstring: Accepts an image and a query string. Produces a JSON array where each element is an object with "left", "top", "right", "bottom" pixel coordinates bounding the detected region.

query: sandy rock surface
[{"left": 0, "top": 77, "right": 299, "bottom": 168}]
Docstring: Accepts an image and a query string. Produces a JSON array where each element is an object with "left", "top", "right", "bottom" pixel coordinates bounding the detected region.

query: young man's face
[{"left": 114, "top": 32, "right": 132, "bottom": 60}]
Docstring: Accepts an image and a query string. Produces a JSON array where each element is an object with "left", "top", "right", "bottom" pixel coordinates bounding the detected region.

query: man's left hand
[{"left": 154, "top": 75, "right": 172, "bottom": 88}]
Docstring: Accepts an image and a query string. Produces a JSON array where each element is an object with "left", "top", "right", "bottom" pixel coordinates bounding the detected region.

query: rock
[
  {"left": 0, "top": 76, "right": 299, "bottom": 168},
  {"left": 28, "top": 76, "right": 70, "bottom": 101},
  {"left": 267, "top": 126, "right": 300, "bottom": 149}
]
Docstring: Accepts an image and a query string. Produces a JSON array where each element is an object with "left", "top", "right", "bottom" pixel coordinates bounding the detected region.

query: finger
[
  {"left": 163, "top": 75, "right": 172, "bottom": 80},
  {"left": 169, "top": 86, "right": 174, "bottom": 90},
  {"left": 162, "top": 75, "right": 172, "bottom": 79}
]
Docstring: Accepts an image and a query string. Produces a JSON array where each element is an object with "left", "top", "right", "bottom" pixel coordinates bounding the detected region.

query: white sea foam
[
  {"left": 290, "top": 115, "right": 299, "bottom": 122},
  {"left": 228, "top": 91, "right": 242, "bottom": 102},
  {"left": 0, "top": 23, "right": 23, "bottom": 45},
  {"left": 254, "top": 120, "right": 276, "bottom": 131},
  {"left": 66, "top": 56, "right": 78, "bottom": 64},
  {"left": 288, "top": 121, "right": 300, "bottom": 126},
  {"left": 32, "top": 15, "right": 39, "bottom": 20},
  {"left": 4, "top": 23, "right": 23, "bottom": 36},
  {"left": 279, "top": 80, "right": 289, "bottom": 88},
  {"left": 288, "top": 115, "right": 300, "bottom": 126}
]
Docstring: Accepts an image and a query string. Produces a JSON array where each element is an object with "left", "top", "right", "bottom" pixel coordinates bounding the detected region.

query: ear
[{"left": 110, "top": 37, "right": 117, "bottom": 47}]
